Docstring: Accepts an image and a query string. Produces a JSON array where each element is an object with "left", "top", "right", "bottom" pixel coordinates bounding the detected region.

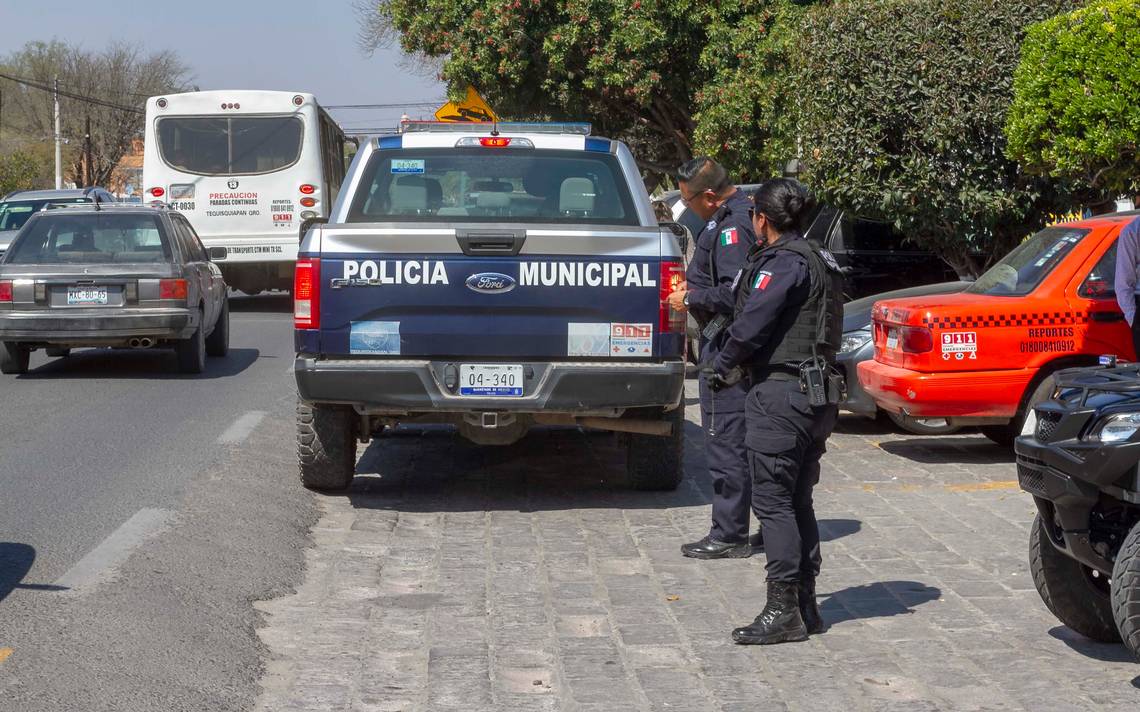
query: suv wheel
[
  {"left": 0, "top": 342, "right": 30, "bottom": 374},
  {"left": 297, "top": 401, "right": 358, "bottom": 491},
  {"left": 206, "top": 298, "right": 230, "bottom": 357},
  {"left": 1111, "top": 520, "right": 1140, "bottom": 660},
  {"left": 175, "top": 309, "right": 206, "bottom": 374},
  {"left": 1029, "top": 514, "right": 1119, "bottom": 642},
  {"left": 626, "top": 406, "right": 684, "bottom": 491},
  {"left": 981, "top": 373, "right": 1058, "bottom": 447}
]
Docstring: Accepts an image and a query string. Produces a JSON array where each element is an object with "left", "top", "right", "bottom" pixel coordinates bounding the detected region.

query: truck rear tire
[
  {"left": 297, "top": 401, "right": 358, "bottom": 491},
  {"left": 1029, "top": 514, "right": 1119, "bottom": 643},
  {"left": 1111, "top": 520, "right": 1140, "bottom": 660},
  {"left": 626, "top": 406, "right": 683, "bottom": 491},
  {"left": 0, "top": 342, "right": 30, "bottom": 374}
]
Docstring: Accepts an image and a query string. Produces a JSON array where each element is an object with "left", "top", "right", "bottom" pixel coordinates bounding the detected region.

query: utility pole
[
  {"left": 53, "top": 77, "right": 62, "bottom": 189},
  {"left": 84, "top": 114, "right": 92, "bottom": 187}
]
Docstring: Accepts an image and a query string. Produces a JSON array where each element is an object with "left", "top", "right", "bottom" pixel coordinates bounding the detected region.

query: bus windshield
[{"left": 157, "top": 116, "right": 303, "bottom": 175}]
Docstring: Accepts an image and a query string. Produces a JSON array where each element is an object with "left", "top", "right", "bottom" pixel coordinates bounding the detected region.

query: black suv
[{"left": 1015, "top": 360, "right": 1140, "bottom": 659}]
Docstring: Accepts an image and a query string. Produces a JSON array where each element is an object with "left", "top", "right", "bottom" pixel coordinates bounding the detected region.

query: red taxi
[{"left": 858, "top": 213, "right": 1138, "bottom": 445}]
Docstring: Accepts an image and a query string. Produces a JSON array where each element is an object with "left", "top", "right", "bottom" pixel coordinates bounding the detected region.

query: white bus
[{"left": 142, "top": 90, "right": 347, "bottom": 294}]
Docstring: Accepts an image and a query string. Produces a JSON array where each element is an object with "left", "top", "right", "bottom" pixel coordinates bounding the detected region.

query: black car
[
  {"left": 1015, "top": 361, "right": 1140, "bottom": 659},
  {"left": 0, "top": 204, "right": 230, "bottom": 374},
  {"left": 659, "top": 188, "right": 957, "bottom": 300}
]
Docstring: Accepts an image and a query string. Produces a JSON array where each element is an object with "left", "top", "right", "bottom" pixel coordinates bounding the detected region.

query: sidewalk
[{"left": 254, "top": 384, "right": 1139, "bottom": 711}]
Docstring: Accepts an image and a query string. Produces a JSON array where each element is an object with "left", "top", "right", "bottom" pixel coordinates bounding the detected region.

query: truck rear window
[
  {"left": 966, "top": 227, "right": 1089, "bottom": 297},
  {"left": 346, "top": 148, "right": 638, "bottom": 225},
  {"left": 5, "top": 213, "right": 172, "bottom": 264}
]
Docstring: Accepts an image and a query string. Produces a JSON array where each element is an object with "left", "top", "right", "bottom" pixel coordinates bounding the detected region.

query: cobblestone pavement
[{"left": 254, "top": 384, "right": 1140, "bottom": 712}]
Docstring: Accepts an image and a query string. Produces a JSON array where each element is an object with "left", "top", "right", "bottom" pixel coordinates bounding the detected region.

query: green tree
[
  {"left": 357, "top": 0, "right": 814, "bottom": 184},
  {"left": 0, "top": 150, "right": 40, "bottom": 196},
  {"left": 1006, "top": 0, "right": 1140, "bottom": 197},
  {"left": 789, "top": 0, "right": 1083, "bottom": 277}
]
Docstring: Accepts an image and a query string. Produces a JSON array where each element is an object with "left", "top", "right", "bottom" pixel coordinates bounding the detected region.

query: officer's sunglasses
[{"left": 679, "top": 188, "right": 715, "bottom": 207}]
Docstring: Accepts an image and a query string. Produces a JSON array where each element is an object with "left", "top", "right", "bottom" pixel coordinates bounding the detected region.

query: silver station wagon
[{"left": 0, "top": 204, "right": 229, "bottom": 374}]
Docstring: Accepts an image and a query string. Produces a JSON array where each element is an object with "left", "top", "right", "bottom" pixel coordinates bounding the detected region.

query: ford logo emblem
[{"left": 465, "top": 272, "right": 516, "bottom": 294}]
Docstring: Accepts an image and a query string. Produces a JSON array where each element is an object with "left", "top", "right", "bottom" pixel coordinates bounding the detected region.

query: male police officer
[
  {"left": 704, "top": 178, "right": 843, "bottom": 644},
  {"left": 666, "top": 157, "right": 758, "bottom": 559}
]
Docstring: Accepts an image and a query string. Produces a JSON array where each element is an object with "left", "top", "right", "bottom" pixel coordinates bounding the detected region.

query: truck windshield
[
  {"left": 346, "top": 148, "right": 638, "bottom": 225},
  {"left": 5, "top": 213, "right": 172, "bottom": 264},
  {"left": 157, "top": 116, "right": 303, "bottom": 175},
  {"left": 966, "top": 227, "right": 1089, "bottom": 297}
]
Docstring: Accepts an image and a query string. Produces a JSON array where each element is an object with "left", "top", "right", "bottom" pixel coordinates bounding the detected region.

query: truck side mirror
[
  {"left": 299, "top": 216, "right": 329, "bottom": 243},
  {"left": 660, "top": 221, "right": 689, "bottom": 254}
]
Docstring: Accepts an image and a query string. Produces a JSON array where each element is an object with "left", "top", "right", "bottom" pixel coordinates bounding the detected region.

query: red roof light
[
  {"left": 479, "top": 137, "right": 512, "bottom": 148},
  {"left": 299, "top": 184, "right": 315, "bottom": 195}
]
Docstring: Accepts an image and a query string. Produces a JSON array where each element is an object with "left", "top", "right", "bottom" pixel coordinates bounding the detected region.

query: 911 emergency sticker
[
  {"left": 941, "top": 331, "right": 977, "bottom": 361},
  {"left": 611, "top": 323, "right": 652, "bottom": 356}
]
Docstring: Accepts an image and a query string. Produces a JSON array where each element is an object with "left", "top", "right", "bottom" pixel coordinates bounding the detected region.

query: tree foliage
[
  {"left": 0, "top": 40, "right": 191, "bottom": 189},
  {"left": 357, "top": 0, "right": 813, "bottom": 183},
  {"left": 789, "top": 0, "right": 1084, "bottom": 276},
  {"left": 1006, "top": 0, "right": 1140, "bottom": 196},
  {"left": 0, "top": 150, "right": 41, "bottom": 196}
]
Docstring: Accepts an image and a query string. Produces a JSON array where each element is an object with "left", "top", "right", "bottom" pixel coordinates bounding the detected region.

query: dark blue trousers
[
  {"left": 745, "top": 378, "right": 838, "bottom": 582},
  {"left": 698, "top": 377, "right": 752, "bottom": 543}
]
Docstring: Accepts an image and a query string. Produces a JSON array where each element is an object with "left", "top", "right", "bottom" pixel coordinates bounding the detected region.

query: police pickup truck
[{"left": 293, "top": 122, "right": 687, "bottom": 491}]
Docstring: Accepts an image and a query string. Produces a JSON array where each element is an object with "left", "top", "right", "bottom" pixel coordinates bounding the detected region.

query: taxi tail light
[
  {"left": 659, "top": 261, "right": 685, "bottom": 334},
  {"left": 159, "top": 279, "right": 188, "bottom": 300},
  {"left": 0, "top": 281, "right": 11, "bottom": 302},
  {"left": 294, "top": 258, "right": 320, "bottom": 329},
  {"left": 901, "top": 326, "right": 933, "bottom": 354}
]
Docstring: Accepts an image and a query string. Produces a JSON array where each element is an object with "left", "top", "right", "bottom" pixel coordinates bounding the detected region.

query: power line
[
  {"left": 0, "top": 71, "right": 144, "bottom": 115},
  {"left": 325, "top": 101, "right": 443, "bottom": 110}
]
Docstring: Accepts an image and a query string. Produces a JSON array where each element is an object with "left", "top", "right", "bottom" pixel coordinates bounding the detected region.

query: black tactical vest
[{"left": 733, "top": 236, "right": 845, "bottom": 367}]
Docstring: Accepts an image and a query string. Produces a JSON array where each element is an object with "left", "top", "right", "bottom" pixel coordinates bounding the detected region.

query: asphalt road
[{"left": 0, "top": 294, "right": 316, "bottom": 712}]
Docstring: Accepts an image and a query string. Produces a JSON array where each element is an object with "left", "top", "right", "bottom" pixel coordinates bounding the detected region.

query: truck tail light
[
  {"left": 294, "top": 258, "right": 320, "bottom": 329},
  {"left": 659, "top": 261, "right": 685, "bottom": 334},
  {"left": 0, "top": 281, "right": 12, "bottom": 302},
  {"left": 901, "top": 326, "right": 933, "bottom": 354},
  {"left": 159, "top": 278, "right": 187, "bottom": 300}
]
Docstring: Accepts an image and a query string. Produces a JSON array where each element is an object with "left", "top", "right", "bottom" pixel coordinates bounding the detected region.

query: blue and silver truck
[{"left": 293, "top": 122, "right": 687, "bottom": 491}]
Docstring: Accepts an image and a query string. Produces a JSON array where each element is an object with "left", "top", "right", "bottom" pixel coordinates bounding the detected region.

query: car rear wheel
[
  {"left": 1111, "top": 520, "right": 1140, "bottom": 660},
  {"left": 887, "top": 411, "right": 961, "bottom": 436},
  {"left": 45, "top": 347, "right": 70, "bottom": 358},
  {"left": 206, "top": 298, "right": 230, "bottom": 357},
  {"left": 0, "top": 342, "right": 30, "bottom": 374},
  {"left": 1029, "top": 514, "right": 1119, "bottom": 643},
  {"left": 626, "top": 406, "right": 683, "bottom": 491},
  {"left": 297, "top": 401, "right": 358, "bottom": 491},
  {"left": 175, "top": 309, "right": 206, "bottom": 374}
]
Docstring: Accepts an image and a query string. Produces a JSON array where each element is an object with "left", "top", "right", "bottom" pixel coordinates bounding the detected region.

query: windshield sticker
[
  {"left": 391, "top": 159, "right": 425, "bottom": 174},
  {"left": 350, "top": 321, "right": 400, "bottom": 355},
  {"left": 611, "top": 323, "right": 652, "bottom": 356},
  {"left": 568, "top": 323, "right": 610, "bottom": 357}
]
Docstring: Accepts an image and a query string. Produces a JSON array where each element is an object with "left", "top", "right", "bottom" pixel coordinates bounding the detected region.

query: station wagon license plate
[
  {"left": 885, "top": 328, "right": 899, "bottom": 350},
  {"left": 459, "top": 364, "right": 524, "bottom": 397},
  {"left": 67, "top": 286, "right": 108, "bottom": 305}
]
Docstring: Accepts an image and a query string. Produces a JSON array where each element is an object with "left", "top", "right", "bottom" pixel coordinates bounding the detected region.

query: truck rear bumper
[
  {"left": 294, "top": 357, "right": 686, "bottom": 414},
  {"left": 857, "top": 359, "right": 1029, "bottom": 419},
  {"left": 0, "top": 308, "right": 194, "bottom": 342}
]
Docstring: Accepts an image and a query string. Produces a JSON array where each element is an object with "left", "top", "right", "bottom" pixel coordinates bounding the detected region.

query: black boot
[
  {"left": 731, "top": 581, "right": 808, "bottom": 645},
  {"left": 681, "top": 535, "right": 752, "bottom": 559},
  {"left": 798, "top": 576, "right": 824, "bottom": 635}
]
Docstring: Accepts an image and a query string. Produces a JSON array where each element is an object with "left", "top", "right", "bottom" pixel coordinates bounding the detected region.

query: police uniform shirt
[
  {"left": 684, "top": 190, "right": 756, "bottom": 318},
  {"left": 713, "top": 235, "right": 812, "bottom": 374}
]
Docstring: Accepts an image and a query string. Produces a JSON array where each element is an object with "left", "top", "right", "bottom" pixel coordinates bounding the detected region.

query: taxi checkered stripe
[{"left": 921, "top": 312, "right": 1088, "bottom": 329}]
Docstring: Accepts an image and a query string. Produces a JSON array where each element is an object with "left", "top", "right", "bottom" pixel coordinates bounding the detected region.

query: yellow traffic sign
[{"left": 435, "top": 86, "right": 499, "bottom": 123}]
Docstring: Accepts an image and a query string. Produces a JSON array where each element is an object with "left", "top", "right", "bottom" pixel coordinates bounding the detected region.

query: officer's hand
[
  {"left": 700, "top": 365, "right": 742, "bottom": 392},
  {"left": 667, "top": 288, "right": 688, "bottom": 312}
]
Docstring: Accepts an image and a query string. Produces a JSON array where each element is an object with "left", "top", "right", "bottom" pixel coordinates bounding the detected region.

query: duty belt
[{"left": 748, "top": 365, "right": 800, "bottom": 383}]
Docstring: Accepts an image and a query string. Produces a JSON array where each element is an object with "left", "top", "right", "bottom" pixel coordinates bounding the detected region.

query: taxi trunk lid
[{"left": 310, "top": 224, "right": 682, "bottom": 361}]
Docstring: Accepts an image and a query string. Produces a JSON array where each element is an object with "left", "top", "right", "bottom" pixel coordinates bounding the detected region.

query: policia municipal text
[{"left": 703, "top": 179, "right": 845, "bottom": 645}]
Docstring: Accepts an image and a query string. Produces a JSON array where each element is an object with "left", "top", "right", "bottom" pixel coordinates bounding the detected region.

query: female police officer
[{"left": 702, "top": 178, "right": 844, "bottom": 645}]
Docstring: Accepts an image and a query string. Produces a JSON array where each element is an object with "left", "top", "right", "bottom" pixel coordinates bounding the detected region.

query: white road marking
[
  {"left": 55, "top": 508, "right": 174, "bottom": 593},
  {"left": 217, "top": 410, "right": 267, "bottom": 444}
]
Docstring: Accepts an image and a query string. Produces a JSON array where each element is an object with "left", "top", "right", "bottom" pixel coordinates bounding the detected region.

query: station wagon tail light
[
  {"left": 159, "top": 279, "right": 188, "bottom": 300},
  {"left": 0, "top": 281, "right": 11, "bottom": 302},
  {"left": 299, "top": 197, "right": 317, "bottom": 208},
  {"left": 900, "top": 326, "right": 933, "bottom": 354},
  {"left": 294, "top": 259, "right": 320, "bottom": 329},
  {"left": 659, "top": 261, "right": 686, "bottom": 334},
  {"left": 299, "top": 184, "right": 316, "bottom": 195}
]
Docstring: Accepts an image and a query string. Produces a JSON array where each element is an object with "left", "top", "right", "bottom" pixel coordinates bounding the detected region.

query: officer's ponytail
[{"left": 751, "top": 179, "right": 817, "bottom": 234}]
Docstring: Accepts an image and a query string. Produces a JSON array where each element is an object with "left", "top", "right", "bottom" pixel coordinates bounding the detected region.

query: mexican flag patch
[
  {"left": 752, "top": 271, "right": 772, "bottom": 290},
  {"left": 719, "top": 227, "right": 739, "bottom": 246}
]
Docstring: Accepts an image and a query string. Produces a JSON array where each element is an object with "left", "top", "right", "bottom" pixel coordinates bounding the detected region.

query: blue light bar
[
  {"left": 401, "top": 121, "right": 592, "bottom": 136},
  {"left": 585, "top": 137, "right": 612, "bottom": 153},
  {"left": 377, "top": 135, "right": 403, "bottom": 149}
]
